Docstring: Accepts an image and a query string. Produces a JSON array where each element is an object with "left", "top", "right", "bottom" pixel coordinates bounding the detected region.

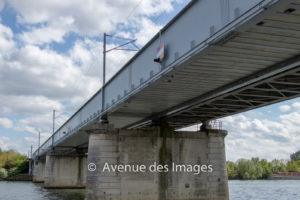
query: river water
[{"left": 0, "top": 180, "right": 299, "bottom": 200}]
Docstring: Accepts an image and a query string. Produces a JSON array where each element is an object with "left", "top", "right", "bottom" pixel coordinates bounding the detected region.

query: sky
[{"left": 0, "top": 0, "right": 299, "bottom": 162}]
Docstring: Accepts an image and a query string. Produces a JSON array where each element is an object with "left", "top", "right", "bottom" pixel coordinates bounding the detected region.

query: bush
[
  {"left": 0, "top": 168, "right": 8, "bottom": 180},
  {"left": 0, "top": 149, "right": 29, "bottom": 178},
  {"left": 7, "top": 167, "right": 20, "bottom": 177}
]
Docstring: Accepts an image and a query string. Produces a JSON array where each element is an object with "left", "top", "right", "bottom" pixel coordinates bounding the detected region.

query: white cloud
[
  {"left": 0, "top": 43, "right": 101, "bottom": 99},
  {"left": 0, "top": 95, "right": 64, "bottom": 116},
  {"left": 0, "top": 135, "right": 34, "bottom": 154},
  {"left": 19, "top": 17, "right": 74, "bottom": 45},
  {"left": 292, "top": 102, "right": 300, "bottom": 110},
  {"left": 0, "top": 118, "right": 13, "bottom": 128},
  {"left": 0, "top": 24, "right": 15, "bottom": 54},
  {"left": 222, "top": 104, "right": 300, "bottom": 161},
  {"left": 0, "top": 136, "right": 10, "bottom": 150},
  {"left": 134, "top": 17, "right": 162, "bottom": 46},
  {"left": 8, "top": 0, "right": 180, "bottom": 37},
  {"left": 279, "top": 105, "right": 291, "bottom": 112}
]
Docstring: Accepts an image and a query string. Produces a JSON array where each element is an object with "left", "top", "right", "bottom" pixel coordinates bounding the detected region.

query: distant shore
[{"left": 227, "top": 157, "right": 300, "bottom": 180}]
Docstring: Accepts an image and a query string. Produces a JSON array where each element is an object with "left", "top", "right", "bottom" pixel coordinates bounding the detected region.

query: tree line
[
  {"left": 227, "top": 151, "right": 300, "bottom": 180},
  {"left": 0, "top": 148, "right": 29, "bottom": 180}
]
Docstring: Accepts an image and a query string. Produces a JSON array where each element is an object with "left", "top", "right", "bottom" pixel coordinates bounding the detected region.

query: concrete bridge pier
[
  {"left": 86, "top": 125, "right": 229, "bottom": 200},
  {"left": 43, "top": 154, "right": 87, "bottom": 188},
  {"left": 33, "top": 158, "right": 45, "bottom": 183}
]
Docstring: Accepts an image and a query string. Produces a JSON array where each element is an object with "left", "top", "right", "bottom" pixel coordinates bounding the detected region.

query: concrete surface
[
  {"left": 33, "top": 160, "right": 45, "bottom": 183},
  {"left": 44, "top": 155, "right": 87, "bottom": 188},
  {"left": 86, "top": 126, "right": 229, "bottom": 200}
]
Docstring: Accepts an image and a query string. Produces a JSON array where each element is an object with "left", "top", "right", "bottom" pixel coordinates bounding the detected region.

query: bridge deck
[{"left": 34, "top": 0, "right": 300, "bottom": 158}]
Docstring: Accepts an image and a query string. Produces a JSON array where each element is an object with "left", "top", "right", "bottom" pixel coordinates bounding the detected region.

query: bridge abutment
[
  {"left": 33, "top": 159, "right": 45, "bottom": 183},
  {"left": 44, "top": 154, "right": 87, "bottom": 188},
  {"left": 86, "top": 126, "right": 229, "bottom": 200}
]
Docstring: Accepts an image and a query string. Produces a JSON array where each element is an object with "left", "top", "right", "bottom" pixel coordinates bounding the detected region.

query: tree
[
  {"left": 226, "top": 161, "right": 238, "bottom": 179},
  {"left": 291, "top": 151, "right": 300, "bottom": 161},
  {"left": 271, "top": 159, "right": 287, "bottom": 172},
  {"left": 257, "top": 159, "right": 272, "bottom": 178},
  {"left": 0, "top": 149, "right": 29, "bottom": 178},
  {"left": 287, "top": 160, "right": 300, "bottom": 172}
]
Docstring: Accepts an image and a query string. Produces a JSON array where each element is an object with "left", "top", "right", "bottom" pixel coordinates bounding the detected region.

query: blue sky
[{"left": 0, "top": 0, "right": 299, "bottom": 161}]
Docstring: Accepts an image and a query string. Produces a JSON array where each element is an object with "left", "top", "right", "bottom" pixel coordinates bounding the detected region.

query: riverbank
[
  {"left": 4, "top": 173, "right": 32, "bottom": 181},
  {"left": 227, "top": 157, "right": 300, "bottom": 180},
  {"left": 268, "top": 172, "right": 300, "bottom": 180}
]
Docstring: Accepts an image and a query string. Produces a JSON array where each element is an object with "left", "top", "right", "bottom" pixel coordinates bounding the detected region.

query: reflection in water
[
  {"left": 1, "top": 180, "right": 300, "bottom": 200},
  {"left": 0, "top": 181, "right": 85, "bottom": 200}
]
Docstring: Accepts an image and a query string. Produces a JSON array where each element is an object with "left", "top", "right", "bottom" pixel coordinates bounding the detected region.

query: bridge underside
[
  {"left": 165, "top": 62, "right": 300, "bottom": 128},
  {"left": 108, "top": 0, "right": 300, "bottom": 129}
]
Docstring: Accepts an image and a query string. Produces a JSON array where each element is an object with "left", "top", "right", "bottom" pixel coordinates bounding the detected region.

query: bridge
[{"left": 31, "top": 0, "right": 300, "bottom": 199}]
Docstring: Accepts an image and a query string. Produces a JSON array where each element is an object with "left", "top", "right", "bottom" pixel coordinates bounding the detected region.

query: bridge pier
[
  {"left": 33, "top": 159, "right": 45, "bottom": 183},
  {"left": 44, "top": 154, "right": 87, "bottom": 188},
  {"left": 86, "top": 126, "right": 229, "bottom": 200}
]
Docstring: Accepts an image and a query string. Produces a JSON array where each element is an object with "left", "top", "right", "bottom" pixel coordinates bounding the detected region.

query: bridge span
[{"left": 32, "top": 0, "right": 300, "bottom": 199}]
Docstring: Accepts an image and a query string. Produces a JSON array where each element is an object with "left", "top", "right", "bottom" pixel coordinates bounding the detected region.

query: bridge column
[
  {"left": 33, "top": 158, "right": 45, "bottom": 183},
  {"left": 86, "top": 126, "right": 228, "bottom": 200},
  {"left": 44, "top": 154, "right": 87, "bottom": 188}
]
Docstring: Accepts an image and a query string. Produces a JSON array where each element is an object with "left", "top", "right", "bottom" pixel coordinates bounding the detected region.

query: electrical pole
[
  {"left": 30, "top": 145, "right": 33, "bottom": 159},
  {"left": 28, "top": 149, "right": 31, "bottom": 175},
  {"left": 102, "top": 33, "right": 106, "bottom": 112},
  {"left": 38, "top": 131, "right": 40, "bottom": 156},
  {"left": 100, "top": 33, "right": 139, "bottom": 114},
  {"left": 52, "top": 110, "right": 55, "bottom": 147},
  {"left": 103, "top": 32, "right": 106, "bottom": 86}
]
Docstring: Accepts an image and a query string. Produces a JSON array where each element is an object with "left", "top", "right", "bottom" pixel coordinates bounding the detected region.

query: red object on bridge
[{"left": 154, "top": 42, "right": 164, "bottom": 63}]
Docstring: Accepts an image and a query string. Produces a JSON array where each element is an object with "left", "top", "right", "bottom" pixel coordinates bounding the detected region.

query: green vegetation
[
  {"left": 291, "top": 150, "right": 300, "bottom": 161},
  {"left": 0, "top": 148, "right": 29, "bottom": 180},
  {"left": 227, "top": 156, "right": 300, "bottom": 180}
]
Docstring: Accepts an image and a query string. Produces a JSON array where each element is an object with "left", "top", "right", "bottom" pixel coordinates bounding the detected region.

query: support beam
[
  {"left": 86, "top": 126, "right": 229, "bottom": 200},
  {"left": 44, "top": 155, "right": 87, "bottom": 188},
  {"left": 33, "top": 159, "right": 45, "bottom": 183}
]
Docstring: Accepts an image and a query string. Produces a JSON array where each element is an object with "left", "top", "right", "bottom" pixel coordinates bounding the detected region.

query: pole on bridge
[
  {"left": 38, "top": 131, "right": 40, "bottom": 156},
  {"left": 102, "top": 33, "right": 106, "bottom": 112},
  {"left": 30, "top": 145, "right": 33, "bottom": 175},
  {"left": 100, "top": 33, "right": 139, "bottom": 114},
  {"left": 52, "top": 110, "right": 55, "bottom": 147}
]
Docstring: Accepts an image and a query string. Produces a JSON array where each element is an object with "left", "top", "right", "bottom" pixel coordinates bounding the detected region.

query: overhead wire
[{"left": 126, "top": 0, "right": 144, "bottom": 21}]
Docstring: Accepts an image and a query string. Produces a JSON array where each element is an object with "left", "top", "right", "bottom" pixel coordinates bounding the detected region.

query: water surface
[
  {"left": 229, "top": 180, "right": 300, "bottom": 200},
  {"left": 1, "top": 180, "right": 300, "bottom": 199},
  {"left": 0, "top": 181, "right": 85, "bottom": 200}
]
